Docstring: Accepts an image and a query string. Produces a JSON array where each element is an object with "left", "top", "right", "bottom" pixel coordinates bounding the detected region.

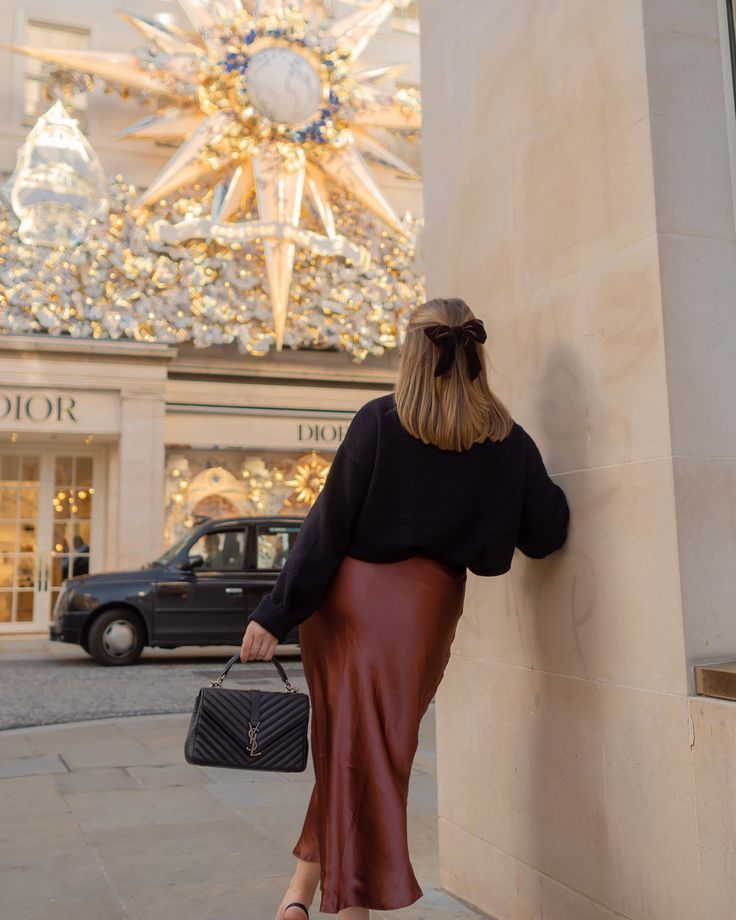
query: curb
[{"left": 0, "top": 710, "right": 191, "bottom": 736}]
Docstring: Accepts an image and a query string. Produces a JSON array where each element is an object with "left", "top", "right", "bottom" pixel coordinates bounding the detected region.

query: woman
[{"left": 240, "top": 297, "right": 570, "bottom": 919}]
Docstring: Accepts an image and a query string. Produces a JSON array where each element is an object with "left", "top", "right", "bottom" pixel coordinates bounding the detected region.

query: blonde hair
[{"left": 394, "top": 297, "right": 513, "bottom": 451}]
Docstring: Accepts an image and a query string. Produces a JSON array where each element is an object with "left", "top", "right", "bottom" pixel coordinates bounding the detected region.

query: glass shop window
[
  {"left": 51, "top": 455, "right": 94, "bottom": 612},
  {"left": 0, "top": 454, "right": 39, "bottom": 625},
  {"left": 23, "top": 20, "right": 90, "bottom": 127},
  {"left": 255, "top": 525, "right": 301, "bottom": 571},
  {"left": 392, "top": 1, "right": 419, "bottom": 33}
]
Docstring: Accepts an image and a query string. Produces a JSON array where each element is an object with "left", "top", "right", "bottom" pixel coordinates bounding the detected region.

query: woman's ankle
[{"left": 286, "top": 859, "right": 320, "bottom": 901}]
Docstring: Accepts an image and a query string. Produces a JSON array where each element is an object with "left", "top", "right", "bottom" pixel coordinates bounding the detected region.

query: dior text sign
[
  {"left": 164, "top": 410, "right": 355, "bottom": 450},
  {"left": 0, "top": 391, "right": 77, "bottom": 423},
  {"left": 297, "top": 423, "right": 349, "bottom": 444},
  {"left": 0, "top": 387, "right": 120, "bottom": 435}
]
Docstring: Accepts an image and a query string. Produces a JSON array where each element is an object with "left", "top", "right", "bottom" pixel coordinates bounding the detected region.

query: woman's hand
[{"left": 240, "top": 620, "right": 279, "bottom": 662}]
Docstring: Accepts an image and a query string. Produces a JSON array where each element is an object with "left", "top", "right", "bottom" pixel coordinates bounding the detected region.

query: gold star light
[{"left": 7, "top": 0, "right": 421, "bottom": 349}]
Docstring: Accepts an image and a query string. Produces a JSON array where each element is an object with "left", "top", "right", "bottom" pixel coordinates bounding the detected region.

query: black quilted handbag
[{"left": 184, "top": 652, "right": 310, "bottom": 772}]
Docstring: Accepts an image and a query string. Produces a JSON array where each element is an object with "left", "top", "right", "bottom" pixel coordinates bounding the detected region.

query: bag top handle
[{"left": 209, "top": 651, "right": 301, "bottom": 693}]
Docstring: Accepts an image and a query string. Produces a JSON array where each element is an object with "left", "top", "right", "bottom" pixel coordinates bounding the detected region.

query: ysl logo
[{"left": 246, "top": 720, "right": 262, "bottom": 756}]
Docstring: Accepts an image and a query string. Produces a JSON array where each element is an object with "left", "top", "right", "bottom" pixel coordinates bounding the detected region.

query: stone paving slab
[
  {"left": 0, "top": 710, "right": 490, "bottom": 919},
  {"left": 56, "top": 765, "right": 137, "bottom": 794},
  {"left": 125, "top": 763, "right": 209, "bottom": 788},
  {"left": 0, "top": 752, "right": 68, "bottom": 778}
]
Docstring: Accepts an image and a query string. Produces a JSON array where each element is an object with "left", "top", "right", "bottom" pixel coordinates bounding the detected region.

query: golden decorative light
[{"left": 285, "top": 451, "right": 331, "bottom": 505}]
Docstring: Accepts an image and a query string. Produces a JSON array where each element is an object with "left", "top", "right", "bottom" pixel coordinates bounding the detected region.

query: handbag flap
[{"left": 198, "top": 686, "right": 309, "bottom": 749}]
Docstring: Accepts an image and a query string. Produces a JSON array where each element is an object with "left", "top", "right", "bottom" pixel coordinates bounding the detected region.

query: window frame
[
  {"left": 391, "top": 1, "right": 420, "bottom": 34},
  {"left": 21, "top": 18, "right": 91, "bottom": 129}
]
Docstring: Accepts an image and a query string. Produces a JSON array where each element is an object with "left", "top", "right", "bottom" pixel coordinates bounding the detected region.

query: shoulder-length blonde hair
[{"left": 394, "top": 297, "right": 513, "bottom": 451}]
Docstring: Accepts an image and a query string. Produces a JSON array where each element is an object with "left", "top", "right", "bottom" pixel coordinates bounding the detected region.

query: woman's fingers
[
  {"left": 240, "top": 621, "right": 258, "bottom": 661},
  {"left": 254, "top": 630, "right": 277, "bottom": 660},
  {"left": 240, "top": 622, "right": 278, "bottom": 661}
]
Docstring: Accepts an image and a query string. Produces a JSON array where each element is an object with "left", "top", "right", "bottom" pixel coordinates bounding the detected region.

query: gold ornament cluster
[{"left": 0, "top": 174, "right": 424, "bottom": 360}]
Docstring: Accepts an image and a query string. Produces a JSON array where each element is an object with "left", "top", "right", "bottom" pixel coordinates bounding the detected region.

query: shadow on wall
[{"left": 521, "top": 343, "right": 618, "bottom": 907}]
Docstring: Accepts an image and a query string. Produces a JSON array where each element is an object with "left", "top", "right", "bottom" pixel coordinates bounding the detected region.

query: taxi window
[
  {"left": 189, "top": 529, "right": 245, "bottom": 571},
  {"left": 255, "top": 524, "right": 301, "bottom": 570}
]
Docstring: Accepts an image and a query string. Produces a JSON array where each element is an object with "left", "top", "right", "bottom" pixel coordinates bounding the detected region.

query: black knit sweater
[{"left": 247, "top": 393, "right": 570, "bottom": 642}]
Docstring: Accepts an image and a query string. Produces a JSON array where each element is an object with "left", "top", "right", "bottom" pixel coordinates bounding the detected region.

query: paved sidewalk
[{"left": 0, "top": 707, "right": 485, "bottom": 920}]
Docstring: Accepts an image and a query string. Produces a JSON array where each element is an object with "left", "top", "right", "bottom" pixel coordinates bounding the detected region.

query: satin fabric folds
[{"left": 292, "top": 553, "right": 467, "bottom": 914}]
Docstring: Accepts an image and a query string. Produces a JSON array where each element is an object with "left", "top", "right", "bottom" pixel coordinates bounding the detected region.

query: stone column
[
  {"left": 117, "top": 389, "right": 167, "bottom": 569},
  {"left": 419, "top": 1, "right": 736, "bottom": 918}
]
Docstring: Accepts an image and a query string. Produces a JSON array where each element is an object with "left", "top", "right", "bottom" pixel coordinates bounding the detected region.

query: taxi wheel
[{"left": 88, "top": 609, "right": 145, "bottom": 666}]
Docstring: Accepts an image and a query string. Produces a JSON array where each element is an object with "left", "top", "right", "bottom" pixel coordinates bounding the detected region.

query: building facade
[
  {"left": 0, "top": 0, "right": 421, "bottom": 634},
  {"left": 0, "top": 336, "right": 398, "bottom": 633}
]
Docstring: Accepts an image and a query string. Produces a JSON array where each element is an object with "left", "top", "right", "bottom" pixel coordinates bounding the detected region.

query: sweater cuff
[{"left": 247, "top": 598, "right": 290, "bottom": 644}]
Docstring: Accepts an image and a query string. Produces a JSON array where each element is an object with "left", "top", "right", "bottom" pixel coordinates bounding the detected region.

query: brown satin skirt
[{"left": 292, "top": 553, "right": 467, "bottom": 914}]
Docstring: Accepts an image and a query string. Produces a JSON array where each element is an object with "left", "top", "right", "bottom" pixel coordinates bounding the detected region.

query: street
[{"left": 0, "top": 638, "right": 304, "bottom": 730}]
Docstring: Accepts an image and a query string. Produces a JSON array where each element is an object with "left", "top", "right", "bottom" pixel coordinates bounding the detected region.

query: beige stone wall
[{"left": 420, "top": 1, "right": 736, "bottom": 917}]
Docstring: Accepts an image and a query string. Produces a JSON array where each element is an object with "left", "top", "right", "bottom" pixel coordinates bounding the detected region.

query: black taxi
[{"left": 49, "top": 516, "right": 303, "bottom": 665}]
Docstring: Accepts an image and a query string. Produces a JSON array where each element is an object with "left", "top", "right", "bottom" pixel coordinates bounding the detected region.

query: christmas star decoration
[{"left": 6, "top": 0, "right": 421, "bottom": 349}]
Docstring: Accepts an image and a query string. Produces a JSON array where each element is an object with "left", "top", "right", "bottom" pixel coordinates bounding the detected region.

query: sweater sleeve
[
  {"left": 515, "top": 426, "right": 570, "bottom": 559},
  {"left": 245, "top": 405, "right": 377, "bottom": 643}
]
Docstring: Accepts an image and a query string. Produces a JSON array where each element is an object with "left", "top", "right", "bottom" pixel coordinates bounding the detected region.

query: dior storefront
[{"left": 0, "top": 334, "right": 393, "bottom": 635}]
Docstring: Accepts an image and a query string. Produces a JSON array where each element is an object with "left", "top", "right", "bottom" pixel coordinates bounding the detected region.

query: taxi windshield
[{"left": 145, "top": 533, "right": 191, "bottom": 568}]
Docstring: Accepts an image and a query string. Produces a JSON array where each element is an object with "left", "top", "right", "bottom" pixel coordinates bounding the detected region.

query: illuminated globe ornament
[
  {"left": 245, "top": 48, "right": 323, "bottom": 124},
  {"left": 10, "top": 101, "right": 107, "bottom": 248},
  {"left": 6, "top": 0, "right": 422, "bottom": 352}
]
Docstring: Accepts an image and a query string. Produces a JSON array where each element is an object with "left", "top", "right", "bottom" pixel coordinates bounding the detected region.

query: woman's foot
[
  {"left": 283, "top": 901, "right": 309, "bottom": 920},
  {"left": 277, "top": 888, "right": 311, "bottom": 920}
]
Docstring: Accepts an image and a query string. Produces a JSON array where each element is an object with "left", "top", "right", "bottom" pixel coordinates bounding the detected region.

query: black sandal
[{"left": 283, "top": 902, "right": 309, "bottom": 919}]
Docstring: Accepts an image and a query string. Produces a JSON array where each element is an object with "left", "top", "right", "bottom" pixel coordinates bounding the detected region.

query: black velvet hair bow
[{"left": 423, "top": 317, "right": 487, "bottom": 380}]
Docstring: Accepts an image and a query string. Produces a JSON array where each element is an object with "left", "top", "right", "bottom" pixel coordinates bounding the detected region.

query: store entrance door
[{"left": 0, "top": 449, "right": 103, "bottom": 632}]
